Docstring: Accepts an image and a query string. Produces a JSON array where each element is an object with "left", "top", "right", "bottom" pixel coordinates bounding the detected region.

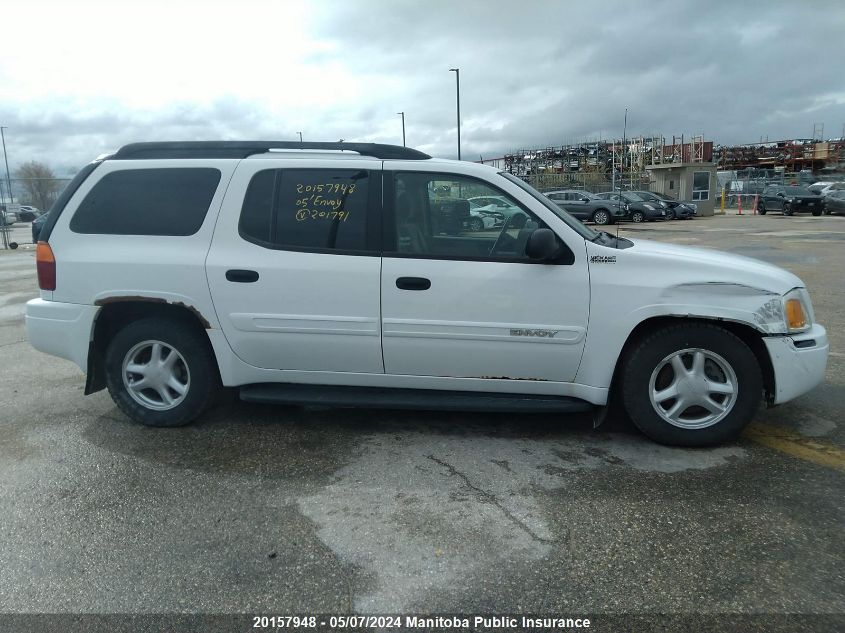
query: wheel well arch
[
  {"left": 608, "top": 316, "right": 776, "bottom": 404},
  {"left": 85, "top": 300, "right": 213, "bottom": 395}
]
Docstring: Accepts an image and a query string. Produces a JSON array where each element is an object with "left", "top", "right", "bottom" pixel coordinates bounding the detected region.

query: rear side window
[
  {"left": 70, "top": 168, "right": 221, "bottom": 236},
  {"left": 239, "top": 169, "right": 370, "bottom": 252}
]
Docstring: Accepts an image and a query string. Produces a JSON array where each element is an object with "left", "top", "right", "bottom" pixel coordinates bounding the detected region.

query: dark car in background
[
  {"left": 758, "top": 185, "right": 823, "bottom": 216},
  {"left": 823, "top": 190, "right": 845, "bottom": 215},
  {"left": 647, "top": 192, "right": 696, "bottom": 219},
  {"left": 31, "top": 212, "right": 49, "bottom": 242},
  {"left": 593, "top": 191, "right": 666, "bottom": 222},
  {"left": 543, "top": 189, "right": 625, "bottom": 225}
]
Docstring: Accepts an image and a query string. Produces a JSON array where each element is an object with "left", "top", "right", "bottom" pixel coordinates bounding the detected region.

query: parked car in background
[
  {"left": 808, "top": 182, "right": 845, "bottom": 197},
  {"left": 758, "top": 185, "right": 823, "bottom": 216},
  {"left": 466, "top": 195, "right": 523, "bottom": 219},
  {"left": 822, "top": 190, "right": 845, "bottom": 215},
  {"left": 647, "top": 192, "right": 696, "bottom": 219},
  {"left": 592, "top": 191, "right": 666, "bottom": 222},
  {"left": 544, "top": 189, "right": 625, "bottom": 225},
  {"left": 31, "top": 212, "right": 50, "bottom": 242},
  {"left": 17, "top": 206, "right": 41, "bottom": 222},
  {"left": 466, "top": 200, "right": 502, "bottom": 231},
  {"left": 0, "top": 208, "right": 19, "bottom": 225}
]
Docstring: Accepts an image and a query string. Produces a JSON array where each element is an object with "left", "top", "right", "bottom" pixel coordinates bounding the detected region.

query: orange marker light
[
  {"left": 785, "top": 298, "right": 807, "bottom": 330},
  {"left": 36, "top": 241, "right": 56, "bottom": 290}
]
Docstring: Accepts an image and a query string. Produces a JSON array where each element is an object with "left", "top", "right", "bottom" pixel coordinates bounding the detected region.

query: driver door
[{"left": 380, "top": 168, "right": 589, "bottom": 382}]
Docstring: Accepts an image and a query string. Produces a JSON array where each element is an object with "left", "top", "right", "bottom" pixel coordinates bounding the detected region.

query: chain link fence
[{"left": 1, "top": 177, "right": 72, "bottom": 249}]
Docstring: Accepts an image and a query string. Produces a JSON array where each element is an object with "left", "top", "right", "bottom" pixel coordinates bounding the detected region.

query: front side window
[
  {"left": 388, "top": 172, "right": 552, "bottom": 261},
  {"left": 693, "top": 171, "right": 711, "bottom": 201},
  {"left": 239, "top": 169, "right": 370, "bottom": 252},
  {"left": 70, "top": 168, "right": 221, "bottom": 235}
]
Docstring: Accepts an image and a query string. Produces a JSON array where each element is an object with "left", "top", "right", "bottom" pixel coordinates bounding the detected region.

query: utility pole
[
  {"left": 449, "top": 68, "right": 461, "bottom": 160},
  {"left": 1, "top": 127, "right": 12, "bottom": 205},
  {"left": 397, "top": 112, "right": 406, "bottom": 147},
  {"left": 622, "top": 109, "right": 628, "bottom": 189}
]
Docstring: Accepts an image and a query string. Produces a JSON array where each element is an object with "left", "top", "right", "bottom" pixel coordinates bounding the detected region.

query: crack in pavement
[{"left": 426, "top": 454, "right": 555, "bottom": 544}]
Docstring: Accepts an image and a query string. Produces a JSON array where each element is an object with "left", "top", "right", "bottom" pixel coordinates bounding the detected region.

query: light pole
[
  {"left": 397, "top": 112, "right": 405, "bottom": 147},
  {"left": 1, "top": 127, "right": 12, "bottom": 205},
  {"left": 449, "top": 68, "right": 461, "bottom": 160},
  {"left": 0, "top": 127, "right": 9, "bottom": 248}
]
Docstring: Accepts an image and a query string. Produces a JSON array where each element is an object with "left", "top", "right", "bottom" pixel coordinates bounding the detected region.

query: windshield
[
  {"left": 499, "top": 172, "right": 598, "bottom": 240},
  {"left": 784, "top": 186, "right": 813, "bottom": 196},
  {"left": 623, "top": 192, "right": 647, "bottom": 202}
]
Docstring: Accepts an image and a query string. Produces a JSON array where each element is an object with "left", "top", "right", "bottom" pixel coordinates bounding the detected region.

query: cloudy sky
[{"left": 1, "top": 0, "right": 844, "bottom": 174}]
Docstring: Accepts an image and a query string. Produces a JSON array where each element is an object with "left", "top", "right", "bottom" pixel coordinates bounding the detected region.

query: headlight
[
  {"left": 783, "top": 288, "right": 813, "bottom": 333},
  {"left": 644, "top": 204, "right": 655, "bottom": 210},
  {"left": 787, "top": 198, "right": 794, "bottom": 204}
]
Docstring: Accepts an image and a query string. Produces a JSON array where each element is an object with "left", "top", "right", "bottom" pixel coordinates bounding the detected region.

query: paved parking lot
[{"left": 0, "top": 215, "right": 842, "bottom": 620}]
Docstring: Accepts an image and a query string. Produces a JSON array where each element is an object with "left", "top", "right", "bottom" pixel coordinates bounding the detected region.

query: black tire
[
  {"left": 665, "top": 209, "right": 676, "bottom": 220},
  {"left": 469, "top": 217, "right": 484, "bottom": 232},
  {"left": 105, "top": 317, "right": 219, "bottom": 427},
  {"left": 812, "top": 209, "right": 822, "bottom": 217},
  {"left": 593, "top": 209, "right": 611, "bottom": 225},
  {"left": 758, "top": 202, "right": 766, "bottom": 215},
  {"left": 631, "top": 211, "right": 644, "bottom": 223},
  {"left": 621, "top": 323, "right": 762, "bottom": 446}
]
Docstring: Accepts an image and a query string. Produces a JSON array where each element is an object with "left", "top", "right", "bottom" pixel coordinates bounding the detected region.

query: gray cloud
[{"left": 1, "top": 0, "right": 843, "bottom": 173}]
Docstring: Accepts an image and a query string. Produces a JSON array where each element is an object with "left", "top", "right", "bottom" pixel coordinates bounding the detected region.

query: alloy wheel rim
[
  {"left": 595, "top": 211, "right": 608, "bottom": 224},
  {"left": 122, "top": 340, "right": 191, "bottom": 411},
  {"left": 648, "top": 348, "right": 738, "bottom": 429}
]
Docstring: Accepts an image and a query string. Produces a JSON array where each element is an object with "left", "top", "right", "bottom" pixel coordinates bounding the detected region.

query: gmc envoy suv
[{"left": 26, "top": 141, "right": 828, "bottom": 446}]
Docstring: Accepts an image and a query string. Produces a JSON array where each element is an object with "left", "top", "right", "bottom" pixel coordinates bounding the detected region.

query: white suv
[{"left": 26, "top": 141, "right": 828, "bottom": 446}]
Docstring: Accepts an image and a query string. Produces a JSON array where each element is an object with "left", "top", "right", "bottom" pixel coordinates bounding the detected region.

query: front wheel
[
  {"left": 665, "top": 209, "right": 676, "bottom": 220},
  {"left": 812, "top": 209, "right": 822, "bottom": 217},
  {"left": 631, "top": 211, "right": 644, "bottom": 223},
  {"left": 105, "top": 317, "right": 219, "bottom": 427},
  {"left": 468, "top": 217, "right": 484, "bottom": 232},
  {"left": 593, "top": 209, "right": 610, "bottom": 225},
  {"left": 621, "top": 323, "right": 762, "bottom": 446},
  {"left": 758, "top": 202, "right": 766, "bottom": 215}
]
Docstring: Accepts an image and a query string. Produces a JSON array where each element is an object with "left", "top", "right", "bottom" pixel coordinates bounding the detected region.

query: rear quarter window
[{"left": 69, "top": 168, "right": 221, "bottom": 236}]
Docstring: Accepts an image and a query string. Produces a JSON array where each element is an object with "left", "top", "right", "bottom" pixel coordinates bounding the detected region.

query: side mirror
[
  {"left": 777, "top": 192, "right": 785, "bottom": 197},
  {"left": 581, "top": 196, "right": 591, "bottom": 202},
  {"left": 525, "top": 228, "right": 560, "bottom": 261}
]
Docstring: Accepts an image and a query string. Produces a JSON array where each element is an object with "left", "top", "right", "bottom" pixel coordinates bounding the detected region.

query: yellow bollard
[{"left": 720, "top": 188, "right": 726, "bottom": 214}]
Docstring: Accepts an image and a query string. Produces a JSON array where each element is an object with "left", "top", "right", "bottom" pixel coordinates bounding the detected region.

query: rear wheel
[
  {"left": 105, "top": 317, "right": 218, "bottom": 427},
  {"left": 469, "top": 217, "right": 484, "bottom": 232},
  {"left": 812, "top": 209, "right": 822, "bottom": 217},
  {"left": 758, "top": 202, "right": 766, "bottom": 215},
  {"left": 621, "top": 323, "right": 762, "bottom": 446}
]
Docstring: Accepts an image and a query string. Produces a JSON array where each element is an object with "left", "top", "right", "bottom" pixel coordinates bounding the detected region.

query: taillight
[{"left": 36, "top": 241, "right": 56, "bottom": 290}]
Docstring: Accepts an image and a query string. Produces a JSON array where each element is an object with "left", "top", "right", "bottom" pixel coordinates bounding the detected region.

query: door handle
[
  {"left": 396, "top": 277, "right": 431, "bottom": 291},
  {"left": 226, "top": 269, "right": 259, "bottom": 283}
]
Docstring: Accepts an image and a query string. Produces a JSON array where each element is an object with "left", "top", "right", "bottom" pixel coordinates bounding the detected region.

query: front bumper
[
  {"left": 25, "top": 299, "right": 99, "bottom": 371},
  {"left": 763, "top": 323, "right": 829, "bottom": 405}
]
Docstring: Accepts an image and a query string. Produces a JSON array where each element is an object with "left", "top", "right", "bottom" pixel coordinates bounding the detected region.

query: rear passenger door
[{"left": 206, "top": 158, "right": 384, "bottom": 373}]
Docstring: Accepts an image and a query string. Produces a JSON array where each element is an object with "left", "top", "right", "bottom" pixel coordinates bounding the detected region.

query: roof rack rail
[{"left": 111, "top": 141, "right": 431, "bottom": 160}]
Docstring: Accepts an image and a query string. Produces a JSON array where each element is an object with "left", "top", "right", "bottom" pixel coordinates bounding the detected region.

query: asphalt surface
[{"left": 0, "top": 215, "right": 842, "bottom": 624}]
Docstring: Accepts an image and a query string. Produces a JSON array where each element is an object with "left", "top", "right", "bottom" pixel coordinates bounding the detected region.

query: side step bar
[{"left": 239, "top": 383, "right": 593, "bottom": 413}]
